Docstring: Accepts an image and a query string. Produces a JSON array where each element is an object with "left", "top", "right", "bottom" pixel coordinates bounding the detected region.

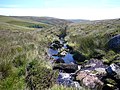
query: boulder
[
  {"left": 76, "top": 70, "right": 104, "bottom": 90},
  {"left": 76, "top": 71, "right": 88, "bottom": 81},
  {"left": 82, "top": 74, "right": 103, "bottom": 90},
  {"left": 108, "top": 34, "right": 120, "bottom": 51},
  {"left": 57, "top": 72, "right": 81, "bottom": 88},
  {"left": 83, "top": 59, "right": 108, "bottom": 71},
  {"left": 75, "top": 59, "right": 108, "bottom": 90},
  {"left": 53, "top": 64, "right": 79, "bottom": 73},
  {"left": 111, "top": 64, "right": 120, "bottom": 79}
]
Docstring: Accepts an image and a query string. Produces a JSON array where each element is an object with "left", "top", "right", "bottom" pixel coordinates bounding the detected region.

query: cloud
[{"left": 0, "top": 7, "right": 120, "bottom": 20}]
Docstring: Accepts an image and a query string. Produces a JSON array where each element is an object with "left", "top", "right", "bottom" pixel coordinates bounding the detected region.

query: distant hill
[
  {"left": 67, "top": 19, "right": 90, "bottom": 23},
  {"left": 11, "top": 16, "right": 72, "bottom": 25},
  {"left": 0, "top": 15, "right": 120, "bottom": 90},
  {"left": 0, "top": 15, "right": 51, "bottom": 31}
]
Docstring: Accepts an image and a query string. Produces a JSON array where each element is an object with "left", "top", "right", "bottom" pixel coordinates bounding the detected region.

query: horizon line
[{"left": 0, "top": 14, "right": 120, "bottom": 21}]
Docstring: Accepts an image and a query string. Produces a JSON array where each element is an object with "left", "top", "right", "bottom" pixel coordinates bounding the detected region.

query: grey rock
[
  {"left": 53, "top": 63, "right": 79, "bottom": 73},
  {"left": 76, "top": 70, "right": 104, "bottom": 90},
  {"left": 75, "top": 59, "right": 108, "bottom": 89},
  {"left": 108, "top": 34, "right": 120, "bottom": 51},
  {"left": 110, "top": 63, "right": 120, "bottom": 79},
  {"left": 57, "top": 72, "right": 81, "bottom": 88},
  {"left": 82, "top": 74, "right": 103, "bottom": 90},
  {"left": 83, "top": 59, "right": 108, "bottom": 71}
]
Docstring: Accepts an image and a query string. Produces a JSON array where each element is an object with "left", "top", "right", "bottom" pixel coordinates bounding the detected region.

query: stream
[{"left": 46, "top": 26, "right": 120, "bottom": 90}]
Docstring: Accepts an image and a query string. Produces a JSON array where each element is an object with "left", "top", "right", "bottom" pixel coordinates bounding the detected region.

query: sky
[{"left": 0, "top": 0, "right": 120, "bottom": 20}]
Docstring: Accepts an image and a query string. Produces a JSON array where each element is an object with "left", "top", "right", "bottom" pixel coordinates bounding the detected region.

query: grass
[
  {"left": 7, "top": 20, "right": 49, "bottom": 28},
  {"left": 0, "top": 15, "right": 50, "bottom": 31},
  {"left": 0, "top": 15, "right": 64, "bottom": 89},
  {"left": 0, "top": 27, "right": 55, "bottom": 90},
  {"left": 66, "top": 19, "right": 120, "bottom": 59},
  {"left": 51, "top": 84, "right": 87, "bottom": 90},
  {"left": 0, "top": 22, "right": 34, "bottom": 31},
  {"left": 0, "top": 15, "right": 120, "bottom": 90}
]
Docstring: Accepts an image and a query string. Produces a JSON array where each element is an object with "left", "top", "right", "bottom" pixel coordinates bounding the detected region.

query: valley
[{"left": 0, "top": 15, "right": 120, "bottom": 90}]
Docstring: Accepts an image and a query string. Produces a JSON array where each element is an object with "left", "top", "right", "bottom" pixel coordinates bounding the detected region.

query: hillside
[
  {"left": 0, "top": 15, "right": 70, "bottom": 90},
  {"left": 0, "top": 15, "right": 120, "bottom": 90},
  {"left": 65, "top": 18, "right": 120, "bottom": 59},
  {"left": 67, "top": 19, "right": 90, "bottom": 23},
  {"left": 11, "top": 16, "right": 72, "bottom": 25},
  {"left": 0, "top": 15, "right": 51, "bottom": 31}
]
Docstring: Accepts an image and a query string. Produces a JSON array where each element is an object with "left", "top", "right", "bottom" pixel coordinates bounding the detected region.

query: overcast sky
[{"left": 0, "top": 0, "right": 120, "bottom": 20}]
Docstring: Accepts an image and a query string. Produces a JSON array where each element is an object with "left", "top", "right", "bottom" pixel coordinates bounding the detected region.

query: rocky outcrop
[
  {"left": 48, "top": 39, "right": 120, "bottom": 90},
  {"left": 81, "top": 74, "right": 103, "bottom": 90},
  {"left": 108, "top": 34, "right": 120, "bottom": 51},
  {"left": 75, "top": 59, "right": 107, "bottom": 90}
]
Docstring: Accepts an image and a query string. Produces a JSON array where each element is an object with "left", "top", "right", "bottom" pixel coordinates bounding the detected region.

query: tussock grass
[
  {"left": 67, "top": 19, "right": 120, "bottom": 59},
  {"left": 0, "top": 26, "right": 57, "bottom": 89},
  {"left": 0, "top": 16, "right": 120, "bottom": 90}
]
